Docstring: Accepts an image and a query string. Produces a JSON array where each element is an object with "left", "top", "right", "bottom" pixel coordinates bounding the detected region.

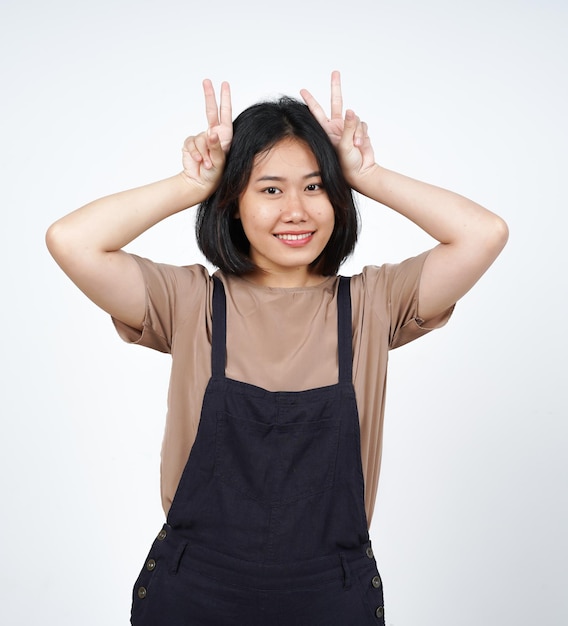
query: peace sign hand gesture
[
  {"left": 202, "top": 79, "right": 233, "bottom": 152},
  {"left": 300, "top": 71, "right": 345, "bottom": 148},
  {"left": 301, "top": 72, "right": 376, "bottom": 189},
  {"left": 181, "top": 80, "right": 233, "bottom": 196}
]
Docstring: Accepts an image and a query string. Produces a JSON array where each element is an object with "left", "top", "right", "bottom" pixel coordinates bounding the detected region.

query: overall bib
[{"left": 131, "top": 277, "right": 386, "bottom": 625}]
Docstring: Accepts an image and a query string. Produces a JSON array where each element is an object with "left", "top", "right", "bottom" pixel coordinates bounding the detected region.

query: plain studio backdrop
[{"left": 1, "top": 1, "right": 566, "bottom": 624}]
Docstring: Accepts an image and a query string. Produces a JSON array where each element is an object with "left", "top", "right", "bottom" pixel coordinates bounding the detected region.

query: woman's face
[{"left": 237, "top": 138, "right": 335, "bottom": 287}]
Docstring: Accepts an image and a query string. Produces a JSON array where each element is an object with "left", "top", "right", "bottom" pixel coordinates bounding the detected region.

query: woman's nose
[{"left": 281, "top": 193, "right": 308, "bottom": 222}]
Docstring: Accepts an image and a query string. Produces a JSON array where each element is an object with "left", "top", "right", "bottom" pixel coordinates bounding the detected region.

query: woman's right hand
[{"left": 181, "top": 80, "right": 233, "bottom": 195}]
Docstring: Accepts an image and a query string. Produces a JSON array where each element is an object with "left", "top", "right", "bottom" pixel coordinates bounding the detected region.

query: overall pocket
[{"left": 215, "top": 412, "right": 340, "bottom": 504}]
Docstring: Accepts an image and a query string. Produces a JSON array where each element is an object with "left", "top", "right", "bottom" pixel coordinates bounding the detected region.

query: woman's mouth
[{"left": 274, "top": 231, "right": 315, "bottom": 246}]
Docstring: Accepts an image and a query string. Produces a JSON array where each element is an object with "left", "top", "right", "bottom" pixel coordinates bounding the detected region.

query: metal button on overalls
[{"left": 130, "top": 276, "right": 386, "bottom": 625}]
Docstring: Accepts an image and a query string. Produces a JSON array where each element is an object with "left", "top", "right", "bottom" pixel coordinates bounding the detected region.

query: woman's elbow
[{"left": 487, "top": 214, "right": 509, "bottom": 256}]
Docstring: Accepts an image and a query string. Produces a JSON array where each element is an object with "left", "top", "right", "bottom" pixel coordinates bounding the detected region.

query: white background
[{"left": 1, "top": 1, "right": 566, "bottom": 624}]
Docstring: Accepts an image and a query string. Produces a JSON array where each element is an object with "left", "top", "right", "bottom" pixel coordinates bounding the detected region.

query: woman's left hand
[{"left": 300, "top": 71, "right": 376, "bottom": 187}]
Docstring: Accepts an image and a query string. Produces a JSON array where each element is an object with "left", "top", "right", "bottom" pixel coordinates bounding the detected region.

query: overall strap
[
  {"left": 211, "top": 276, "right": 227, "bottom": 378},
  {"left": 337, "top": 276, "right": 353, "bottom": 384}
]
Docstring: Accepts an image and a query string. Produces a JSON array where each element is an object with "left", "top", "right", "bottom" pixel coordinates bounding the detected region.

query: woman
[{"left": 46, "top": 72, "right": 508, "bottom": 625}]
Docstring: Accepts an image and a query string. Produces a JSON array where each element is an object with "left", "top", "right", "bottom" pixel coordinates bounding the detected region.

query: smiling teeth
[{"left": 275, "top": 232, "right": 313, "bottom": 241}]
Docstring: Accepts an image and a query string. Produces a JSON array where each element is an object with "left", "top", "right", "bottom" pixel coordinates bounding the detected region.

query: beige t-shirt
[{"left": 114, "top": 250, "right": 452, "bottom": 525}]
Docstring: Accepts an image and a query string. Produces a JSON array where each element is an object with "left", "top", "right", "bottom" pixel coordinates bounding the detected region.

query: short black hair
[{"left": 195, "top": 97, "right": 358, "bottom": 276}]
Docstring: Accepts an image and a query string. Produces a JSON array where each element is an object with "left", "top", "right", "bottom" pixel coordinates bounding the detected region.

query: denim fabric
[{"left": 131, "top": 277, "right": 386, "bottom": 625}]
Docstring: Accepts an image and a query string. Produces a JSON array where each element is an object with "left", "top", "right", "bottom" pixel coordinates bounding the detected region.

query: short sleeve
[
  {"left": 112, "top": 255, "right": 211, "bottom": 354},
  {"left": 359, "top": 250, "right": 454, "bottom": 350}
]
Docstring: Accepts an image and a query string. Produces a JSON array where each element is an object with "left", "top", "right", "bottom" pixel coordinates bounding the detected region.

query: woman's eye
[
  {"left": 306, "top": 183, "right": 323, "bottom": 192},
  {"left": 263, "top": 187, "right": 281, "bottom": 195}
]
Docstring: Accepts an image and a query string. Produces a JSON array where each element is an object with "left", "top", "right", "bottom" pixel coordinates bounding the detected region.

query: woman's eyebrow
[{"left": 255, "top": 171, "right": 321, "bottom": 182}]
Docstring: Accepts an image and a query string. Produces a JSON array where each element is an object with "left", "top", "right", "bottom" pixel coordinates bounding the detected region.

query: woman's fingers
[
  {"left": 183, "top": 132, "right": 216, "bottom": 169},
  {"left": 203, "top": 79, "right": 220, "bottom": 129},
  {"left": 299, "top": 88, "right": 327, "bottom": 125},
  {"left": 330, "top": 70, "right": 343, "bottom": 119},
  {"left": 342, "top": 109, "right": 359, "bottom": 140},
  {"left": 342, "top": 110, "right": 369, "bottom": 146},
  {"left": 301, "top": 71, "right": 343, "bottom": 122},
  {"left": 202, "top": 79, "right": 233, "bottom": 151},
  {"left": 182, "top": 137, "right": 200, "bottom": 163},
  {"left": 354, "top": 118, "right": 366, "bottom": 147},
  {"left": 300, "top": 72, "right": 346, "bottom": 147},
  {"left": 202, "top": 79, "right": 232, "bottom": 126},
  {"left": 218, "top": 81, "right": 232, "bottom": 128},
  {"left": 181, "top": 79, "right": 230, "bottom": 185},
  {"left": 184, "top": 134, "right": 205, "bottom": 161},
  {"left": 205, "top": 131, "right": 225, "bottom": 168}
]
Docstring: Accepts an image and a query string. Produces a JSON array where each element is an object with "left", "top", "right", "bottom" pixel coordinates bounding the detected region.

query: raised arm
[
  {"left": 301, "top": 73, "right": 508, "bottom": 322},
  {"left": 46, "top": 80, "right": 232, "bottom": 329}
]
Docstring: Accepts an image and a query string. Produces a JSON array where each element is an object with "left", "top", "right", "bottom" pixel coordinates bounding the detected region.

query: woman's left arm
[
  {"left": 348, "top": 153, "right": 509, "bottom": 322},
  {"left": 302, "top": 74, "right": 509, "bottom": 321}
]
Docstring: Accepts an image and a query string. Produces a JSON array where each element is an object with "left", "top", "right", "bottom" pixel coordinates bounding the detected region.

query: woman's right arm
[{"left": 46, "top": 80, "right": 232, "bottom": 330}]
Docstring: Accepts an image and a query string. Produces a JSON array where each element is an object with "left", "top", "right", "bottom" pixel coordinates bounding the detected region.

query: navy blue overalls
[{"left": 131, "top": 276, "right": 386, "bottom": 625}]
